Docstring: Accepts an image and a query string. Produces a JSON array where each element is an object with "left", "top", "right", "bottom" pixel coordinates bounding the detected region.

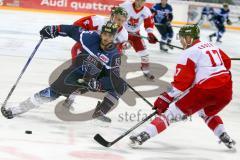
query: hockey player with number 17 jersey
[{"left": 130, "top": 24, "right": 236, "bottom": 150}]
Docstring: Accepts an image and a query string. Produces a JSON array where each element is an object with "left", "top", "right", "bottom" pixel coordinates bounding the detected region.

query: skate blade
[
  {"left": 128, "top": 139, "right": 141, "bottom": 149},
  {"left": 93, "top": 119, "right": 111, "bottom": 128}
]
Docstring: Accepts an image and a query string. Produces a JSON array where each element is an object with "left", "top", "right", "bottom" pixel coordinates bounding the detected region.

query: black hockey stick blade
[
  {"left": 94, "top": 134, "right": 112, "bottom": 147},
  {"left": 94, "top": 111, "right": 157, "bottom": 147}
]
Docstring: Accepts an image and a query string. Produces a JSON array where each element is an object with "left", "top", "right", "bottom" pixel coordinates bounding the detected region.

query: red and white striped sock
[
  {"left": 145, "top": 115, "right": 170, "bottom": 138},
  {"left": 204, "top": 115, "right": 226, "bottom": 137}
]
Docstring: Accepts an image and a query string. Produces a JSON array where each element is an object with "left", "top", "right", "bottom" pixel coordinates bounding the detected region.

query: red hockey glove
[
  {"left": 154, "top": 92, "right": 174, "bottom": 114},
  {"left": 148, "top": 33, "right": 158, "bottom": 44}
]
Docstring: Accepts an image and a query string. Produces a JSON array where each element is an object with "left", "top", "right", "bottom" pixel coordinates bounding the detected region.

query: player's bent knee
[{"left": 164, "top": 103, "right": 186, "bottom": 123}]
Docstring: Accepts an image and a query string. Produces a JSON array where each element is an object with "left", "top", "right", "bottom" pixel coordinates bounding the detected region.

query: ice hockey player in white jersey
[
  {"left": 120, "top": 0, "right": 158, "bottom": 80},
  {"left": 71, "top": 6, "right": 129, "bottom": 59},
  {"left": 129, "top": 24, "right": 236, "bottom": 149}
]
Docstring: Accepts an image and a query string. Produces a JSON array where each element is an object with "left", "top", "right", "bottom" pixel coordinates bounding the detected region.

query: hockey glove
[
  {"left": 154, "top": 92, "right": 174, "bottom": 114},
  {"left": 226, "top": 19, "right": 232, "bottom": 25},
  {"left": 148, "top": 33, "right": 158, "bottom": 44},
  {"left": 40, "top": 25, "right": 59, "bottom": 39},
  {"left": 87, "top": 78, "right": 102, "bottom": 92},
  {"left": 121, "top": 41, "right": 131, "bottom": 50}
]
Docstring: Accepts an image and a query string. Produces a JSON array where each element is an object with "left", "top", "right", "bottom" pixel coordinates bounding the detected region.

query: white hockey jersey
[
  {"left": 119, "top": 1, "right": 154, "bottom": 33},
  {"left": 169, "top": 40, "right": 231, "bottom": 98},
  {"left": 73, "top": 15, "right": 128, "bottom": 43}
]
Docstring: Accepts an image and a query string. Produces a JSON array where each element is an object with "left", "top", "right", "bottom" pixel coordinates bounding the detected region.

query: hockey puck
[{"left": 25, "top": 130, "right": 32, "bottom": 134}]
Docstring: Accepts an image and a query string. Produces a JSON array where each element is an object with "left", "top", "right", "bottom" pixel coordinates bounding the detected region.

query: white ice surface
[{"left": 0, "top": 10, "right": 239, "bottom": 160}]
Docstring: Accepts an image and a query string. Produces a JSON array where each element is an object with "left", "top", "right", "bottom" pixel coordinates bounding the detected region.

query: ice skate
[
  {"left": 92, "top": 102, "right": 112, "bottom": 123},
  {"left": 95, "top": 114, "right": 112, "bottom": 123},
  {"left": 160, "top": 42, "right": 168, "bottom": 52},
  {"left": 219, "top": 132, "right": 236, "bottom": 149},
  {"left": 209, "top": 33, "right": 216, "bottom": 42},
  {"left": 209, "top": 34, "right": 213, "bottom": 42},
  {"left": 1, "top": 97, "right": 39, "bottom": 119},
  {"left": 216, "top": 37, "right": 222, "bottom": 43},
  {"left": 143, "top": 72, "right": 155, "bottom": 81},
  {"left": 1, "top": 107, "right": 14, "bottom": 119},
  {"left": 167, "top": 40, "right": 174, "bottom": 49},
  {"left": 141, "top": 67, "right": 155, "bottom": 81},
  {"left": 129, "top": 131, "right": 150, "bottom": 147}
]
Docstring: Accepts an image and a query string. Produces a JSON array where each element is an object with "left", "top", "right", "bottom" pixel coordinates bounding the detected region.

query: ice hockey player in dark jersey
[
  {"left": 60, "top": 7, "right": 128, "bottom": 112},
  {"left": 1, "top": 21, "right": 128, "bottom": 123},
  {"left": 197, "top": 6, "right": 214, "bottom": 26},
  {"left": 151, "top": 0, "right": 173, "bottom": 52},
  {"left": 209, "top": 3, "right": 232, "bottom": 43}
]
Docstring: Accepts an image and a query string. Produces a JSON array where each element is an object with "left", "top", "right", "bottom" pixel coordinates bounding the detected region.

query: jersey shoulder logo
[
  {"left": 83, "top": 20, "right": 90, "bottom": 25},
  {"left": 99, "top": 54, "right": 109, "bottom": 63},
  {"left": 83, "top": 30, "right": 94, "bottom": 34},
  {"left": 128, "top": 17, "right": 139, "bottom": 26}
]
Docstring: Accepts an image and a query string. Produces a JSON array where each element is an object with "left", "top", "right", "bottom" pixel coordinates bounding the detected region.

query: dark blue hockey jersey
[
  {"left": 59, "top": 25, "right": 120, "bottom": 70},
  {"left": 201, "top": 6, "right": 214, "bottom": 16},
  {"left": 58, "top": 25, "right": 123, "bottom": 98},
  {"left": 151, "top": 3, "right": 173, "bottom": 24},
  {"left": 212, "top": 8, "right": 230, "bottom": 24}
]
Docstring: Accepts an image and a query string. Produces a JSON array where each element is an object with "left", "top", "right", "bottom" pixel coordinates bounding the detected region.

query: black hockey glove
[
  {"left": 226, "top": 19, "right": 232, "bottom": 25},
  {"left": 40, "top": 25, "right": 59, "bottom": 39},
  {"left": 87, "top": 78, "right": 103, "bottom": 92},
  {"left": 166, "top": 21, "right": 171, "bottom": 26}
]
